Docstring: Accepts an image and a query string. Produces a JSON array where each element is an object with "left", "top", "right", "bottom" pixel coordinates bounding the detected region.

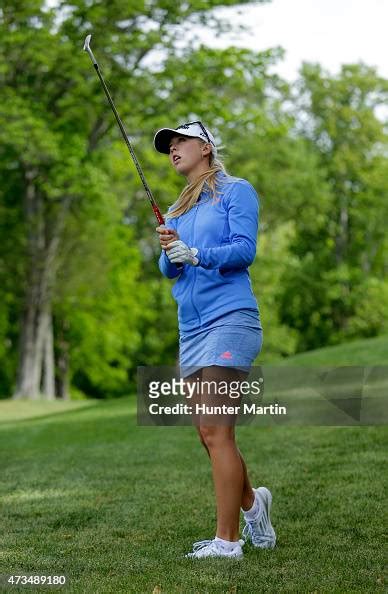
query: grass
[
  {"left": 266, "top": 333, "right": 388, "bottom": 366},
  {"left": 250, "top": 334, "right": 388, "bottom": 427},
  {"left": 0, "top": 397, "right": 386, "bottom": 593}
]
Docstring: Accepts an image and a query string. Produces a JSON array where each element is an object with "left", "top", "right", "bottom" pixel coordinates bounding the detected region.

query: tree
[{"left": 278, "top": 63, "right": 388, "bottom": 351}]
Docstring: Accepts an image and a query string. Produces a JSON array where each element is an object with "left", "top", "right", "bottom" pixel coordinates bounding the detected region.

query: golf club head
[
  {"left": 83, "top": 34, "right": 97, "bottom": 65},
  {"left": 83, "top": 34, "right": 92, "bottom": 51}
]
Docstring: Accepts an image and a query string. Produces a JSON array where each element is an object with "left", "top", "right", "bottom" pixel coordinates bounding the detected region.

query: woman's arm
[{"left": 196, "top": 181, "right": 259, "bottom": 270}]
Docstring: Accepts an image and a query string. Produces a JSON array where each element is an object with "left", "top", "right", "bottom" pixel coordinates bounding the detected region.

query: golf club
[{"left": 83, "top": 34, "right": 165, "bottom": 225}]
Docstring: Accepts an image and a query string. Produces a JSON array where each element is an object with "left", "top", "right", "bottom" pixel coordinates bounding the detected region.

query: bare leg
[
  {"left": 194, "top": 428, "right": 254, "bottom": 511},
  {"left": 199, "top": 424, "right": 243, "bottom": 541},
  {"left": 187, "top": 366, "right": 256, "bottom": 539},
  {"left": 238, "top": 448, "right": 255, "bottom": 511},
  {"left": 197, "top": 366, "right": 255, "bottom": 541}
]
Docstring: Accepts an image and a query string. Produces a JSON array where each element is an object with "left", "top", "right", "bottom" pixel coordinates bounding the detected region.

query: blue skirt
[{"left": 179, "top": 309, "right": 263, "bottom": 378}]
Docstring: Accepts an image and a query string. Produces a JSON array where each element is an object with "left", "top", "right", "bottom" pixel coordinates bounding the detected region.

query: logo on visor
[
  {"left": 220, "top": 351, "right": 233, "bottom": 360},
  {"left": 176, "top": 121, "right": 215, "bottom": 147}
]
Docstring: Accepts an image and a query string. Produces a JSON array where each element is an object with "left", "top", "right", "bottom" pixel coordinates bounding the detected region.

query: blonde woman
[{"left": 154, "top": 121, "right": 276, "bottom": 559}]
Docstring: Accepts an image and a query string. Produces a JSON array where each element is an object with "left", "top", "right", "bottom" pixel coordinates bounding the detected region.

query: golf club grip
[
  {"left": 152, "top": 205, "right": 165, "bottom": 226},
  {"left": 93, "top": 64, "right": 165, "bottom": 225}
]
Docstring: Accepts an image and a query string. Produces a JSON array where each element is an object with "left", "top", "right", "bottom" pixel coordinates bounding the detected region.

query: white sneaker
[
  {"left": 185, "top": 538, "right": 244, "bottom": 559},
  {"left": 242, "top": 487, "right": 276, "bottom": 549}
]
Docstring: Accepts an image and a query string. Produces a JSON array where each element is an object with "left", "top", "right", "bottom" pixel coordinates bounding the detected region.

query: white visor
[{"left": 154, "top": 121, "right": 217, "bottom": 158}]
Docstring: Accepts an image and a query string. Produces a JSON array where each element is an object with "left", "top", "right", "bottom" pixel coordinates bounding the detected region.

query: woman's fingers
[
  {"left": 156, "top": 227, "right": 176, "bottom": 239},
  {"left": 156, "top": 226, "right": 175, "bottom": 234},
  {"left": 161, "top": 233, "right": 176, "bottom": 242},
  {"left": 156, "top": 226, "right": 179, "bottom": 249}
]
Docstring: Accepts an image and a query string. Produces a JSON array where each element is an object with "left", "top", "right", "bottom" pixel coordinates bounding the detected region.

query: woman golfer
[{"left": 154, "top": 121, "right": 276, "bottom": 559}]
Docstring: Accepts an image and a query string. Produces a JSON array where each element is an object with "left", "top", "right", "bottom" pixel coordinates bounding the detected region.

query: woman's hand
[
  {"left": 165, "top": 240, "right": 199, "bottom": 266},
  {"left": 156, "top": 226, "right": 179, "bottom": 250}
]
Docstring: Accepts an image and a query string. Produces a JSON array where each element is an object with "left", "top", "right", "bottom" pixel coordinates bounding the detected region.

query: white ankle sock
[
  {"left": 214, "top": 536, "right": 241, "bottom": 550},
  {"left": 242, "top": 491, "right": 262, "bottom": 520}
]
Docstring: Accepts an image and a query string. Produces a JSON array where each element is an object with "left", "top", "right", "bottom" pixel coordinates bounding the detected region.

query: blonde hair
[{"left": 166, "top": 144, "right": 227, "bottom": 219}]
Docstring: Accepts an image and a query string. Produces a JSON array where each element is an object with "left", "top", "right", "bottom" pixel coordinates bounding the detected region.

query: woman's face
[{"left": 168, "top": 135, "right": 210, "bottom": 177}]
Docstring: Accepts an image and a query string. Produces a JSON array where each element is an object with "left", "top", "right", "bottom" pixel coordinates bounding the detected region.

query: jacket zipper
[{"left": 190, "top": 201, "right": 201, "bottom": 325}]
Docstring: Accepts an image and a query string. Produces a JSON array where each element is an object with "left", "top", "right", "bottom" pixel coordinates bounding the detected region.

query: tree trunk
[
  {"left": 42, "top": 304, "right": 56, "bottom": 400},
  {"left": 13, "top": 168, "right": 71, "bottom": 400},
  {"left": 13, "top": 168, "right": 45, "bottom": 399},
  {"left": 13, "top": 297, "right": 41, "bottom": 399},
  {"left": 56, "top": 318, "right": 70, "bottom": 400},
  {"left": 13, "top": 279, "right": 51, "bottom": 400}
]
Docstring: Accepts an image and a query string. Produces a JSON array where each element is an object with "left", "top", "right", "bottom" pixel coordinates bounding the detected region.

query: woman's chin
[{"left": 175, "top": 162, "right": 188, "bottom": 176}]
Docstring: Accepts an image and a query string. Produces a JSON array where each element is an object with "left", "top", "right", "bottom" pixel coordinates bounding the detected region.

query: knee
[
  {"left": 199, "top": 426, "right": 234, "bottom": 450},
  {"left": 197, "top": 430, "right": 207, "bottom": 450},
  {"left": 199, "top": 427, "right": 215, "bottom": 449}
]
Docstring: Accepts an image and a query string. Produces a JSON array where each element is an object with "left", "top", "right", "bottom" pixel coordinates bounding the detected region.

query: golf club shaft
[{"left": 84, "top": 38, "right": 164, "bottom": 225}]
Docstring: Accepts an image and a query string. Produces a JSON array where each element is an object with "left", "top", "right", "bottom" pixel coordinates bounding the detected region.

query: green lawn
[
  {"left": 0, "top": 395, "right": 386, "bottom": 593},
  {"left": 266, "top": 333, "right": 388, "bottom": 366}
]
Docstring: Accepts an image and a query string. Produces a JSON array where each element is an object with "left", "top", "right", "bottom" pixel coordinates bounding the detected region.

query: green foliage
[
  {"left": 250, "top": 223, "right": 299, "bottom": 360},
  {"left": 277, "top": 63, "right": 388, "bottom": 351},
  {"left": 346, "top": 277, "right": 388, "bottom": 338}
]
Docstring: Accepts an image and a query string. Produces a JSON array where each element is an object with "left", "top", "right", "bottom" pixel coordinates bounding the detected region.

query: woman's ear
[{"left": 202, "top": 143, "right": 212, "bottom": 158}]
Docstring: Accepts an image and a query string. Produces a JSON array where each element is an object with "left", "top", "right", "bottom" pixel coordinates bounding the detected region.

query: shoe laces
[
  {"left": 192, "top": 539, "right": 215, "bottom": 552},
  {"left": 242, "top": 514, "right": 273, "bottom": 545}
]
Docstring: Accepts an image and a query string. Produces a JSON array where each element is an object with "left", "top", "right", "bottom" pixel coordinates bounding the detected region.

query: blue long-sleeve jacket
[{"left": 159, "top": 173, "right": 259, "bottom": 332}]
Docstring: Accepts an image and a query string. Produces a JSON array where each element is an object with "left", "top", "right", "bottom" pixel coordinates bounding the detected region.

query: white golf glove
[{"left": 167, "top": 240, "right": 199, "bottom": 266}]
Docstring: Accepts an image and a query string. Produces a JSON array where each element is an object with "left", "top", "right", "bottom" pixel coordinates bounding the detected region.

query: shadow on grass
[{"left": 0, "top": 396, "right": 136, "bottom": 427}]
